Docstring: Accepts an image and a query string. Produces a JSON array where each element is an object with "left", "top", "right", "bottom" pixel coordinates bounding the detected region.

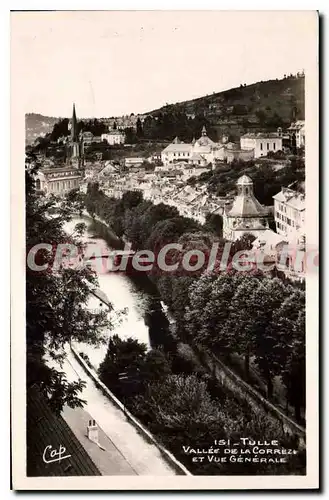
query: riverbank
[{"left": 83, "top": 188, "right": 306, "bottom": 429}]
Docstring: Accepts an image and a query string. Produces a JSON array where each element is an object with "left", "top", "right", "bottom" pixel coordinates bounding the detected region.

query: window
[
  {"left": 287, "top": 218, "right": 291, "bottom": 226},
  {"left": 276, "top": 211, "right": 281, "bottom": 219},
  {"left": 260, "top": 143, "right": 263, "bottom": 151},
  {"left": 267, "top": 143, "right": 270, "bottom": 150},
  {"left": 273, "top": 143, "right": 276, "bottom": 150}
]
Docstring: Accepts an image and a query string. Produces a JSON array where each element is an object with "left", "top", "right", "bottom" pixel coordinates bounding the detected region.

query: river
[{"left": 64, "top": 215, "right": 172, "bottom": 369}]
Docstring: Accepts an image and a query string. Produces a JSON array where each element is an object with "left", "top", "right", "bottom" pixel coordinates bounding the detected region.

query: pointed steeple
[
  {"left": 71, "top": 103, "right": 78, "bottom": 142},
  {"left": 201, "top": 125, "right": 207, "bottom": 136}
]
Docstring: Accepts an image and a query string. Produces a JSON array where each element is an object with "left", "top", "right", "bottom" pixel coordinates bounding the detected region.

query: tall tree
[{"left": 26, "top": 155, "right": 110, "bottom": 414}]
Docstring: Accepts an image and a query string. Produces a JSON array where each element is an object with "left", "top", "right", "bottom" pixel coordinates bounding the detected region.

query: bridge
[{"left": 84, "top": 250, "right": 135, "bottom": 260}]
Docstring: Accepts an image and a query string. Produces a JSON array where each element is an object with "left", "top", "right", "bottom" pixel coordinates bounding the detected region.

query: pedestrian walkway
[{"left": 61, "top": 350, "right": 178, "bottom": 476}]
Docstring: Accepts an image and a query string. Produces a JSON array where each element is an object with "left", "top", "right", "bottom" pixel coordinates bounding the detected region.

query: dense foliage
[
  {"left": 98, "top": 334, "right": 305, "bottom": 475},
  {"left": 85, "top": 187, "right": 305, "bottom": 422},
  {"left": 197, "top": 156, "right": 305, "bottom": 206},
  {"left": 26, "top": 154, "right": 111, "bottom": 414}
]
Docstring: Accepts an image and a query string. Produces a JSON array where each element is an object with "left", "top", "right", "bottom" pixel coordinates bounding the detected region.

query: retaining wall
[{"left": 70, "top": 344, "right": 192, "bottom": 476}]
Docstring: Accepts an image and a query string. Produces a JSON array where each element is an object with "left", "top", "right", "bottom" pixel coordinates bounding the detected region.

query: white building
[
  {"left": 223, "top": 175, "right": 269, "bottom": 241},
  {"left": 162, "top": 127, "right": 256, "bottom": 166},
  {"left": 161, "top": 137, "right": 192, "bottom": 164},
  {"left": 273, "top": 187, "right": 305, "bottom": 244},
  {"left": 101, "top": 130, "right": 126, "bottom": 146},
  {"left": 36, "top": 166, "right": 84, "bottom": 196},
  {"left": 125, "top": 157, "right": 145, "bottom": 168},
  {"left": 240, "top": 132, "right": 283, "bottom": 158},
  {"left": 287, "top": 120, "right": 305, "bottom": 149}
]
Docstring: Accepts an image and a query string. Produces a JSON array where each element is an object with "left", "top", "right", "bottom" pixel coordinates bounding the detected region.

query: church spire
[
  {"left": 201, "top": 125, "right": 207, "bottom": 136},
  {"left": 71, "top": 103, "right": 78, "bottom": 141}
]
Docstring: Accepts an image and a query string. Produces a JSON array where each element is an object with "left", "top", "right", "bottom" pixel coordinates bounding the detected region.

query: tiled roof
[
  {"left": 253, "top": 229, "right": 288, "bottom": 249},
  {"left": 26, "top": 387, "right": 100, "bottom": 477},
  {"left": 241, "top": 132, "right": 281, "bottom": 139},
  {"left": 162, "top": 144, "right": 192, "bottom": 153},
  {"left": 273, "top": 188, "right": 305, "bottom": 211}
]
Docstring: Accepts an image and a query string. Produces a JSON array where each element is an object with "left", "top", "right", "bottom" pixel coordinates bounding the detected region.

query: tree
[
  {"left": 186, "top": 273, "right": 245, "bottom": 352},
  {"left": 246, "top": 278, "right": 293, "bottom": 398},
  {"left": 204, "top": 213, "right": 223, "bottom": 237},
  {"left": 98, "top": 335, "right": 147, "bottom": 398},
  {"left": 140, "top": 349, "right": 171, "bottom": 383},
  {"left": 228, "top": 277, "right": 264, "bottom": 379},
  {"left": 64, "top": 188, "right": 85, "bottom": 216},
  {"left": 26, "top": 155, "right": 110, "bottom": 414},
  {"left": 136, "top": 117, "right": 143, "bottom": 138},
  {"left": 272, "top": 291, "right": 305, "bottom": 421}
]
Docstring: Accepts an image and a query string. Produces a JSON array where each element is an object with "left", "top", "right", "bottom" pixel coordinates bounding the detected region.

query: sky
[{"left": 11, "top": 10, "right": 317, "bottom": 118}]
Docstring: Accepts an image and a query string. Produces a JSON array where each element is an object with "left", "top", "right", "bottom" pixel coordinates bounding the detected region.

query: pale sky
[{"left": 11, "top": 10, "right": 317, "bottom": 118}]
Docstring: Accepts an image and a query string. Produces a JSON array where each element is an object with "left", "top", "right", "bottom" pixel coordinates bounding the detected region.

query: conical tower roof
[
  {"left": 228, "top": 176, "right": 267, "bottom": 217},
  {"left": 71, "top": 103, "right": 78, "bottom": 141}
]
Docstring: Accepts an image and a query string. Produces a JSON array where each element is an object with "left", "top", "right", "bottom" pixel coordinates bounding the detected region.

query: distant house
[
  {"left": 240, "top": 132, "right": 283, "bottom": 158},
  {"left": 161, "top": 137, "right": 192, "bottom": 164},
  {"left": 101, "top": 130, "right": 125, "bottom": 146},
  {"left": 80, "top": 131, "right": 102, "bottom": 147},
  {"left": 287, "top": 120, "right": 305, "bottom": 148},
  {"left": 273, "top": 187, "right": 305, "bottom": 244},
  {"left": 124, "top": 157, "right": 145, "bottom": 168}
]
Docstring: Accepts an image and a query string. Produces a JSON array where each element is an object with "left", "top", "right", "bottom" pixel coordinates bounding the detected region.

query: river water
[{"left": 64, "top": 215, "right": 171, "bottom": 369}]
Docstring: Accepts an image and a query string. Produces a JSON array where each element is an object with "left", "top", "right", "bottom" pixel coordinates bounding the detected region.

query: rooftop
[
  {"left": 273, "top": 187, "right": 305, "bottom": 210},
  {"left": 241, "top": 132, "right": 282, "bottom": 139},
  {"left": 27, "top": 387, "right": 100, "bottom": 477}
]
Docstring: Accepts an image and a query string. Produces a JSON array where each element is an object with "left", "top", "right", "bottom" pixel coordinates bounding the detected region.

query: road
[{"left": 60, "top": 348, "right": 178, "bottom": 476}]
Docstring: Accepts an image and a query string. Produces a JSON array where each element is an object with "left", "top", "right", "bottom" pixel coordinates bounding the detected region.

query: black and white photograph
[{"left": 10, "top": 9, "right": 319, "bottom": 490}]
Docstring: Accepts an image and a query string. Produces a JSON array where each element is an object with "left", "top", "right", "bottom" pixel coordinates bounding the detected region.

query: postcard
[{"left": 11, "top": 9, "right": 319, "bottom": 490}]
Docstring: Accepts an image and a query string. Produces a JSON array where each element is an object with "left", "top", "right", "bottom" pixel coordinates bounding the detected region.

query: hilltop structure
[
  {"left": 223, "top": 175, "right": 269, "bottom": 241},
  {"left": 161, "top": 126, "right": 254, "bottom": 166}
]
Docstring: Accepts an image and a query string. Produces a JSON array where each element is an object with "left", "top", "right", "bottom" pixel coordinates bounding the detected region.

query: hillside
[
  {"left": 26, "top": 74, "right": 304, "bottom": 145},
  {"left": 25, "top": 113, "right": 59, "bottom": 145},
  {"left": 144, "top": 74, "right": 305, "bottom": 140}
]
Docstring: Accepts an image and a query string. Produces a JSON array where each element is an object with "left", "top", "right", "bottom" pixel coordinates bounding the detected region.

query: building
[
  {"left": 240, "top": 132, "right": 283, "bottom": 158},
  {"left": 125, "top": 157, "right": 145, "bottom": 168},
  {"left": 273, "top": 187, "right": 305, "bottom": 244},
  {"left": 101, "top": 129, "right": 126, "bottom": 146},
  {"left": 161, "top": 137, "right": 192, "bottom": 164},
  {"left": 223, "top": 175, "right": 269, "bottom": 241},
  {"left": 36, "top": 165, "right": 84, "bottom": 196},
  {"left": 224, "top": 143, "right": 255, "bottom": 164},
  {"left": 80, "top": 131, "right": 102, "bottom": 148},
  {"left": 287, "top": 120, "right": 305, "bottom": 149},
  {"left": 162, "top": 127, "right": 255, "bottom": 166}
]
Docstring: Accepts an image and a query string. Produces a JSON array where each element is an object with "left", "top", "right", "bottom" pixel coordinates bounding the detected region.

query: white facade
[
  {"left": 125, "top": 157, "right": 145, "bottom": 167},
  {"left": 240, "top": 133, "right": 283, "bottom": 158},
  {"left": 36, "top": 167, "right": 83, "bottom": 196},
  {"left": 101, "top": 130, "right": 125, "bottom": 145},
  {"left": 288, "top": 120, "right": 305, "bottom": 149},
  {"left": 273, "top": 187, "right": 305, "bottom": 244}
]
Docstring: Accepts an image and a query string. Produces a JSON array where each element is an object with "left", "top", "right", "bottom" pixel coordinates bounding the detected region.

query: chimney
[{"left": 87, "top": 419, "right": 99, "bottom": 444}]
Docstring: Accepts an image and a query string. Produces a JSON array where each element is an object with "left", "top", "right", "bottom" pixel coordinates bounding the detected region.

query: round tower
[{"left": 236, "top": 174, "right": 253, "bottom": 196}]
